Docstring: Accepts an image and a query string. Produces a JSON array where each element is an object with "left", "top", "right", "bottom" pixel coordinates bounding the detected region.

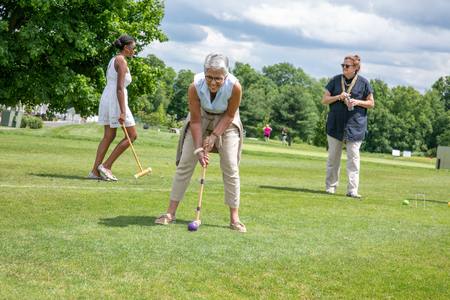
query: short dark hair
[{"left": 114, "top": 34, "right": 135, "bottom": 50}]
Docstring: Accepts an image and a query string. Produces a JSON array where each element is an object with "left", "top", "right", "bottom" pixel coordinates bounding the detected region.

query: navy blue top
[{"left": 325, "top": 74, "right": 373, "bottom": 142}]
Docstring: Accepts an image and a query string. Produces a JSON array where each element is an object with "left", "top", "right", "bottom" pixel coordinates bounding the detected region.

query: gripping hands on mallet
[
  {"left": 188, "top": 137, "right": 210, "bottom": 232},
  {"left": 196, "top": 141, "right": 210, "bottom": 168}
]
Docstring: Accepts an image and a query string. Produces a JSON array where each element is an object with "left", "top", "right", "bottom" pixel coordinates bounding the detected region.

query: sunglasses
[
  {"left": 126, "top": 45, "right": 136, "bottom": 49},
  {"left": 341, "top": 64, "right": 354, "bottom": 69}
]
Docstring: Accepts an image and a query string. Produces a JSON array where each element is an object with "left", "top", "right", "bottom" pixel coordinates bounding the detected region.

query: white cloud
[
  {"left": 237, "top": 1, "right": 450, "bottom": 51},
  {"left": 142, "top": 0, "right": 450, "bottom": 92},
  {"left": 211, "top": 12, "right": 240, "bottom": 21},
  {"left": 141, "top": 26, "right": 261, "bottom": 73}
]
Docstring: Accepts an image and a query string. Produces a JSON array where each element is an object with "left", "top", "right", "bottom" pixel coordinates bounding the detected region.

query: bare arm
[
  {"left": 205, "top": 81, "right": 242, "bottom": 152},
  {"left": 188, "top": 82, "right": 204, "bottom": 150},
  {"left": 114, "top": 56, "right": 128, "bottom": 124},
  {"left": 350, "top": 93, "right": 374, "bottom": 109},
  {"left": 322, "top": 89, "right": 374, "bottom": 109},
  {"left": 188, "top": 83, "right": 209, "bottom": 167},
  {"left": 322, "top": 89, "right": 350, "bottom": 105}
]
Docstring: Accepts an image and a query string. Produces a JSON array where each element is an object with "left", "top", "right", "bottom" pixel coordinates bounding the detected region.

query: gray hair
[{"left": 204, "top": 53, "right": 229, "bottom": 76}]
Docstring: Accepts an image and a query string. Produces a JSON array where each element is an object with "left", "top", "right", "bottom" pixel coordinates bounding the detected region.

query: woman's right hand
[
  {"left": 197, "top": 151, "right": 210, "bottom": 168},
  {"left": 338, "top": 92, "right": 351, "bottom": 101},
  {"left": 118, "top": 111, "right": 126, "bottom": 125}
]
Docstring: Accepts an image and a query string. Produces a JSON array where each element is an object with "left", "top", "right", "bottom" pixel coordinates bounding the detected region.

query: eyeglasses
[
  {"left": 205, "top": 76, "right": 224, "bottom": 83},
  {"left": 127, "top": 45, "right": 136, "bottom": 49},
  {"left": 341, "top": 64, "right": 354, "bottom": 69}
]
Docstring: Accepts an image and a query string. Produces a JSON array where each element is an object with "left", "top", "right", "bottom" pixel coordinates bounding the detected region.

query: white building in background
[
  {"left": 34, "top": 104, "right": 98, "bottom": 124},
  {"left": 2, "top": 101, "right": 98, "bottom": 124}
]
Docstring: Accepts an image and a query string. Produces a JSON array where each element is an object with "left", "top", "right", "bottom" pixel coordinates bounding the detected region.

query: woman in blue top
[
  {"left": 322, "top": 55, "right": 374, "bottom": 199},
  {"left": 155, "top": 53, "right": 246, "bottom": 232}
]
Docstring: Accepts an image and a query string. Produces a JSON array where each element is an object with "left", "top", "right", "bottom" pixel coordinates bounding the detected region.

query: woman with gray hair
[{"left": 155, "top": 53, "right": 246, "bottom": 232}]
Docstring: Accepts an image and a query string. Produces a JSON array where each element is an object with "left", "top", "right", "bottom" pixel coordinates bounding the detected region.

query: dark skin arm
[
  {"left": 202, "top": 82, "right": 242, "bottom": 152},
  {"left": 189, "top": 81, "right": 242, "bottom": 166},
  {"left": 188, "top": 83, "right": 210, "bottom": 167},
  {"left": 114, "top": 56, "right": 128, "bottom": 124}
]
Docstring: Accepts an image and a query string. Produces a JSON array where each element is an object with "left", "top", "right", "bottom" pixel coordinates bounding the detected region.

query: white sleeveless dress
[{"left": 98, "top": 56, "right": 135, "bottom": 128}]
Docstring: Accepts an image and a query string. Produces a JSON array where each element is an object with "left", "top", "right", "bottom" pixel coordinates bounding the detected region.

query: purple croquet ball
[{"left": 188, "top": 221, "right": 199, "bottom": 231}]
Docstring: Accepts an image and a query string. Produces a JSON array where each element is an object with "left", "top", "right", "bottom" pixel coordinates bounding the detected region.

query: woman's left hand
[
  {"left": 203, "top": 135, "right": 217, "bottom": 153},
  {"left": 346, "top": 98, "right": 358, "bottom": 108}
]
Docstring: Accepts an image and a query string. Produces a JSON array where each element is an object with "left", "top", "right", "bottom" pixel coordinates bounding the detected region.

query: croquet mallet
[
  {"left": 193, "top": 137, "right": 210, "bottom": 227},
  {"left": 122, "top": 124, "right": 152, "bottom": 179}
]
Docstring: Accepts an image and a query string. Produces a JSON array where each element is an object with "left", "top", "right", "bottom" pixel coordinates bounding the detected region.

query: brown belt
[{"left": 203, "top": 109, "right": 222, "bottom": 115}]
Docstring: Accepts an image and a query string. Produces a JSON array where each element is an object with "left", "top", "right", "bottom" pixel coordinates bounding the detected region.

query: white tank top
[{"left": 194, "top": 72, "right": 238, "bottom": 114}]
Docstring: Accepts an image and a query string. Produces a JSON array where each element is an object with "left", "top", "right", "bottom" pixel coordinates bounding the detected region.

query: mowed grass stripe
[{"left": 1, "top": 123, "right": 449, "bottom": 299}]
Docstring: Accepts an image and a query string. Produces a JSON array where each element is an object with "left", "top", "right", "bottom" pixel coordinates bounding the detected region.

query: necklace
[
  {"left": 116, "top": 53, "right": 126, "bottom": 59},
  {"left": 341, "top": 74, "right": 358, "bottom": 94}
]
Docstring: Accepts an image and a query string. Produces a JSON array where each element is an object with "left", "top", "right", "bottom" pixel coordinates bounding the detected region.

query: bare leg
[
  {"left": 164, "top": 200, "right": 180, "bottom": 219},
  {"left": 230, "top": 208, "right": 240, "bottom": 224},
  {"left": 91, "top": 125, "right": 117, "bottom": 177},
  {"left": 101, "top": 126, "right": 137, "bottom": 175}
]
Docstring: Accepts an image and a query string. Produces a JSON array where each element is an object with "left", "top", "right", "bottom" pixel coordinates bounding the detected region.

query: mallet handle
[
  {"left": 122, "top": 124, "right": 143, "bottom": 172},
  {"left": 195, "top": 137, "right": 209, "bottom": 222}
]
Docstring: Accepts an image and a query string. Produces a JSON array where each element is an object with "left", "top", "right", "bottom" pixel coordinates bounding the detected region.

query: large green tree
[
  {"left": 270, "top": 85, "right": 318, "bottom": 143},
  {"left": 233, "top": 62, "right": 276, "bottom": 93},
  {"left": 361, "top": 79, "right": 395, "bottom": 153},
  {"left": 0, "top": 0, "right": 167, "bottom": 116},
  {"left": 388, "top": 86, "right": 433, "bottom": 152},
  {"left": 134, "top": 54, "right": 175, "bottom": 114},
  {"left": 262, "top": 62, "right": 310, "bottom": 87},
  {"left": 167, "top": 69, "right": 195, "bottom": 118},
  {"left": 431, "top": 76, "right": 450, "bottom": 111},
  {"left": 262, "top": 62, "right": 326, "bottom": 113},
  {"left": 232, "top": 62, "right": 278, "bottom": 136}
]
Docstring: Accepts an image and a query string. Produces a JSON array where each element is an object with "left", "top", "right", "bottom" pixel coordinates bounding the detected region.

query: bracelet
[
  {"left": 193, "top": 147, "right": 204, "bottom": 155},
  {"left": 211, "top": 132, "right": 220, "bottom": 138}
]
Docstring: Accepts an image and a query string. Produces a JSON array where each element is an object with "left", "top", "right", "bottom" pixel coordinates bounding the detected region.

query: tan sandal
[
  {"left": 230, "top": 221, "right": 247, "bottom": 232},
  {"left": 347, "top": 192, "right": 362, "bottom": 199},
  {"left": 326, "top": 188, "right": 335, "bottom": 194},
  {"left": 155, "top": 214, "right": 176, "bottom": 225}
]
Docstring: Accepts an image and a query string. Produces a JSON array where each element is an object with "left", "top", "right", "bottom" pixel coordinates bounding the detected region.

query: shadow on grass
[
  {"left": 30, "top": 173, "right": 92, "bottom": 180},
  {"left": 405, "top": 198, "right": 448, "bottom": 204},
  {"left": 260, "top": 185, "right": 327, "bottom": 195},
  {"left": 99, "top": 216, "right": 227, "bottom": 228}
]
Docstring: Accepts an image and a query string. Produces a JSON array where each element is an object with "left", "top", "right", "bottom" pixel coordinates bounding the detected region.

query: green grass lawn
[{"left": 1, "top": 124, "right": 449, "bottom": 299}]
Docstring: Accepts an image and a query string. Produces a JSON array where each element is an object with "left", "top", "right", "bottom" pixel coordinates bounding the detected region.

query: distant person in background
[
  {"left": 263, "top": 124, "right": 272, "bottom": 142},
  {"left": 90, "top": 34, "right": 137, "bottom": 181},
  {"left": 321, "top": 55, "right": 374, "bottom": 199},
  {"left": 282, "top": 128, "right": 287, "bottom": 145}
]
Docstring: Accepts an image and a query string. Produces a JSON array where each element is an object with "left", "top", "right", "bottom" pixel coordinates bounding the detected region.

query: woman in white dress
[{"left": 89, "top": 34, "right": 137, "bottom": 181}]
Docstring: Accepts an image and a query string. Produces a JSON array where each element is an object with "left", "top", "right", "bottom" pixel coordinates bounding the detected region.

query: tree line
[
  {"left": 137, "top": 55, "right": 450, "bottom": 156},
  {"left": 2, "top": 0, "right": 450, "bottom": 156}
]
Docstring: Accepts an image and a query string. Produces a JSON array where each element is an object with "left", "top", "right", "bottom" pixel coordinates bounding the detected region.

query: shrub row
[{"left": 20, "top": 116, "right": 43, "bottom": 129}]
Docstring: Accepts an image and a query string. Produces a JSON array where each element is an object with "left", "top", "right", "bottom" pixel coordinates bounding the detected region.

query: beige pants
[
  {"left": 170, "top": 122, "right": 241, "bottom": 208},
  {"left": 326, "top": 134, "right": 362, "bottom": 194}
]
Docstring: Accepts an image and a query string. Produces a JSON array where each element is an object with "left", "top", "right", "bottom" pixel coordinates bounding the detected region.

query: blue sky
[{"left": 140, "top": 0, "right": 450, "bottom": 93}]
